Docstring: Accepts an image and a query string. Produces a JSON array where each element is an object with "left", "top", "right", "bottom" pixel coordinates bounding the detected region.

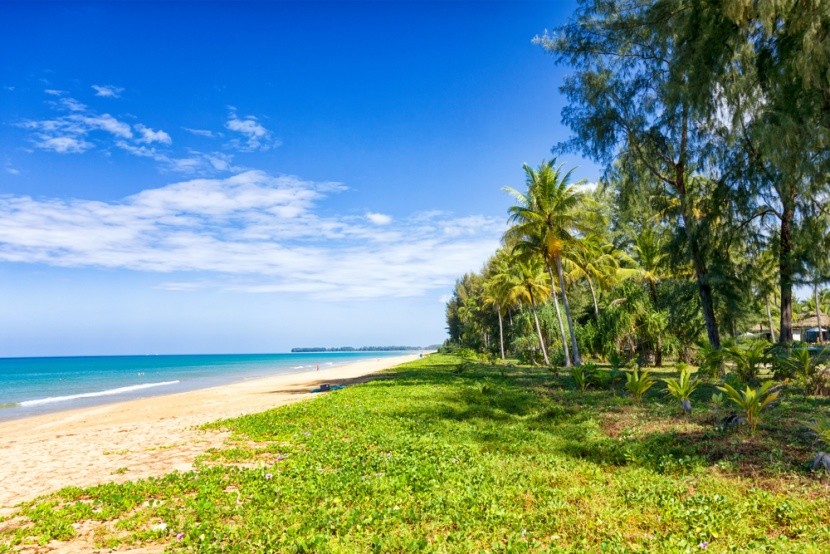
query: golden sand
[{"left": 0, "top": 354, "right": 418, "bottom": 515}]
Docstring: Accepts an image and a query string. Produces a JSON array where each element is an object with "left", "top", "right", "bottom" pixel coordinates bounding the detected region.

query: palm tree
[
  {"left": 504, "top": 160, "right": 596, "bottom": 366},
  {"left": 505, "top": 257, "right": 552, "bottom": 366},
  {"left": 482, "top": 254, "right": 514, "bottom": 360},
  {"left": 567, "top": 234, "right": 630, "bottom": 319},
  {"left": 753, "top": 248, "right": 779, "bottom": 343},
  {"left": 630, "top": 224, "right": 671, "bottom": 305}
]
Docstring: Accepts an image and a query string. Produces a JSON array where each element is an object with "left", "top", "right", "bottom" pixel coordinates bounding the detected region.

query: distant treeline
[{"left": 291, "top": 346, "right": 437, "bottom": 353}]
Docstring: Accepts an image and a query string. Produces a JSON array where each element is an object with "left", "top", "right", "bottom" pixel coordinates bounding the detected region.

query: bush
[
  {"left": 722, "top": 341, "right": 772, "bottom": 384},
  {"left": 717, "top": 381, "right": 781, "bottom": 435},
  {"left": 625, "top": 369, "right": 655, "bottom": 403},
  {"left": 571, "top": 362, "right": 597, "bottom": 393},
  {"left": 805, "top": 417, "right": 830, "bottom": 448},
  {"left": 775, "top": 346, "right": 830, "bottom": 395},
  {"left": 695, "top": 340, "right": 724, "bottom": 379},
  {"left": 663, "top": 368, "right": 700, "bottom": 415}
]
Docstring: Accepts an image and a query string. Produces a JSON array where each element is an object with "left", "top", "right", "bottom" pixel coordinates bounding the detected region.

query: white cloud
[
  {"left": 44, "top": 89, "right": 64, "bottom": 96},
  {"left": 135, "top": 124, "right": 172, "bottom": 145},
  {"left": 74, "top": 114, "right": 132, "bottom": 138},
  {"left": 5, "top": 163, "right": 20, "bottom": 175},
  {"left": 205, "top": 152, "right": 236, "bottom": 171},
  {"left": 225, "top": 110, "right": 277, "bottom": 151},
  {"left": 34, "top": 136, "right": 93, "bottom": 153},
  {"left": 115, "top": 141, "right": 238, "bottom": 175},
  {"left": 0, "top": 171, "right": 503, "bottom": 301},
  {"left": 60, "top": 98, "right": 87, "bottom": 112},
  {"left": 183, "top": 127, "right": 217, "bottom": 138},
  {"left": 92, "top": 84, "right": 124, "bottom": 98},
  {"left": 366, "top": 212, "right": 392, "bottom": 225}
]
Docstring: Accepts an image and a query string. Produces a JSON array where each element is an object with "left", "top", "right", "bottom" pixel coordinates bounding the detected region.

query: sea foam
[{"left": 19, "top": 380, "right": 181, "bottom": 407}]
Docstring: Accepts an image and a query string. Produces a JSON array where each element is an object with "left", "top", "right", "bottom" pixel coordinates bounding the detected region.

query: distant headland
[{"left": 290, "top": 346, "right": 438, "bottom": 353}]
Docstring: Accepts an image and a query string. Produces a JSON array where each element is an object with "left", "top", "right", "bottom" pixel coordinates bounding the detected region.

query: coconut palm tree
[
  {"left": 753, "top": 248, "right": 780, "bottom": 343},
  {"left": 482, "top": 254, "right": 515, "bottom": 360},
  {"left": 630, "top": 224, "right": 671, "bottom": 305},
  {"left": 505, "top": 257, "right": 552, "bottom": 366},
  {"left": 567, "top": 234, "right": 632, "bottom": 319},
  {"left": 504, "top": 160, "right": 596, "bottom": 366}
]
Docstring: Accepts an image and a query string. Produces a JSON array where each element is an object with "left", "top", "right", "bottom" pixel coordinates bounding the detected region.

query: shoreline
[
  {"left": 0, "top": 351, "right": 412, "bottom": 422},
  {"left": 0, "top": 353, "right": 419, "bottom": 513}
]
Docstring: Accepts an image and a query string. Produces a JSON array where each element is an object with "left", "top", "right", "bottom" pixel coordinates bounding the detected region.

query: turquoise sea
[{"left": 0, "top": 352, "right": 409, "bottom": 421}]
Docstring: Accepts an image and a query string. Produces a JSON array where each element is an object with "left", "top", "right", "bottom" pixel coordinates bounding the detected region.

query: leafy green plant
[
  {"left": 717, "top": 381, "right": 781, "bottom": 434},
  {"left": 695, "top": 340, "right": 724, "bottom": 379},
  {"left": 775, "top": 347, "right": 830, "bottom": 395},
  {"left": 607, "top": 351, "right": 624, "bottom": 371},
  {"left": 571, "top": 362, "right": 597, "bottom": 393},
  {"left": 625, "top": 369, "right": 655, "bottom": 403},
  {"left": 663, "top": 369, "right": 700, "bottom": 415},
  {"left": 805, "top": 417, "right": 830, "bottom": 447},
  {"left": 722, "top": 341, "right": 772, "bottom": 384},
  {"left": 5, "top": 353, "right": 830, "bottom": 552}
]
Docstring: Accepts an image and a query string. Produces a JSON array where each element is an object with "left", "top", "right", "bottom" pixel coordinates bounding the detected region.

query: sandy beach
[{"left": 0, "top": 353, "right": 418, "bottom": 516}]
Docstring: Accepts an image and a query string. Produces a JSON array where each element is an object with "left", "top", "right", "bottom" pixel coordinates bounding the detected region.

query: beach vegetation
[
  {"left": 3, "top": 354, "right": 830, "bottom": 552},
  {"left": 663, "top": 368, "right": 700, "bottom": 415},
  {"left": 717, "top": 381, "right": 782, "bottom": 435}
]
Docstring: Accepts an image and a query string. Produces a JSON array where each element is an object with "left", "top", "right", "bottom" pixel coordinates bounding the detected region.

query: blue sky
[{"left": 0, "top": 0, "right": 596, "bottom": 357}]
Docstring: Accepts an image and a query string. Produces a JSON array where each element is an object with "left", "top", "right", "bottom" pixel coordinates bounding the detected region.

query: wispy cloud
[
  {"left": 44, "top": 89, "right": 64, "bottom": 96},
  {"left": 0, "top": 171, "right": 502, "bottom": 300},
  {"left": 114, "top": 141, "right": 238, "bottom": 175},
  {"left": 92, "top": 84, "right": 124, "bottom": 98},
  {"left": 225, "top": 109, "right": 278, "bottom": 151},
  {"left": 34, "top": 136, "right": 94, "bottom": 154},
  {"left": 77, "top": 114, "right": 133, "bottom": 138},
  {"left": 17, "top": 94, "right": 189, "bottom": 167},
  {"left": 60, "top": 98, "right": 87, "bottom": 112},
  {"left": 183, "top": 127, "right": 218, "bottom": 138},
  {"left": 135, "top": 124, "right": 172, "bottom": 145}
]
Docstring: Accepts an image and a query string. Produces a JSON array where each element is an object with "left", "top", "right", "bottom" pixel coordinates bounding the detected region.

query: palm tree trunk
[
  {"left": 548, "top": 268, "right": 571, "bottom": 367},
  {"left": 816, "top": 283, "right": 823, "bottom": 344},
  {"left": 497, "top": 308, "right": 505, "bottom": 360},
  {"left": 556, "top": 256, "right": 581, "bottom": 366},
  {"left": 766, "top": 295, "right": 777, "bottom": 343},
  {"left": 588, "top": 277, "right": 599, "bottom": 319},
  {"left": 530, "top": 297, "right": 550, "bottom": 365}
]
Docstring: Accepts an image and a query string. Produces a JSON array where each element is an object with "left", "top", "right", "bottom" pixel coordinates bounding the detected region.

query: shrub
[
  {"left": 607, "top": 350, "right": 624, "bottom": 371},
  {"left": 805, "top": 417, "right": 830, "bottom": 447},
  {"left": 663, "top": 368, "right": 700, "bottom": 415},
  {"left": 625, "top": 369, "right": 655, "bottom": 403},
  {"left": 696, "top": 340, "right": 724, "bottom": 379},
  {"left": 717, "top": 381, "right": 781, "bottom": 435},
  {"left": 571, "top": 362, "right": 597, "bottom": 393},
  {"left": 722, "top": 341, "right": 773, "bottom": 384},
  {"left": 775, "top": 347, "right": 830, "bottom": 395}
]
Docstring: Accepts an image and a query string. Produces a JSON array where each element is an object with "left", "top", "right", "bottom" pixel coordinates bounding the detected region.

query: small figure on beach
[{"left": 316, "top": 364, "right": 319, "bottom": 371}]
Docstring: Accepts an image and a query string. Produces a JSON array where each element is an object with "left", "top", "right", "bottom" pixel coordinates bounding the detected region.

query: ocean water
[{"left": 0, "top": 352, "right": 409, "bottom": 421}]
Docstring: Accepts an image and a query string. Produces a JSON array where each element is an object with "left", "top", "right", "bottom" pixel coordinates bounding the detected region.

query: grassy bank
[{"left": 2, "top": 354, "right": 829, "bottom": 552}]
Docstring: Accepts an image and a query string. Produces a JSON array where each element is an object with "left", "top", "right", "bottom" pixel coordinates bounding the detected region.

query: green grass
[{"left": 2, "top": 354, "right": 830, "bottom": 552}]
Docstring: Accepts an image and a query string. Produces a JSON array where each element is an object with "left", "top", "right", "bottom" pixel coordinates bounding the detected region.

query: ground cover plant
[{"left": 2, "top": 354, "right": 830, "bottom": 553}]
